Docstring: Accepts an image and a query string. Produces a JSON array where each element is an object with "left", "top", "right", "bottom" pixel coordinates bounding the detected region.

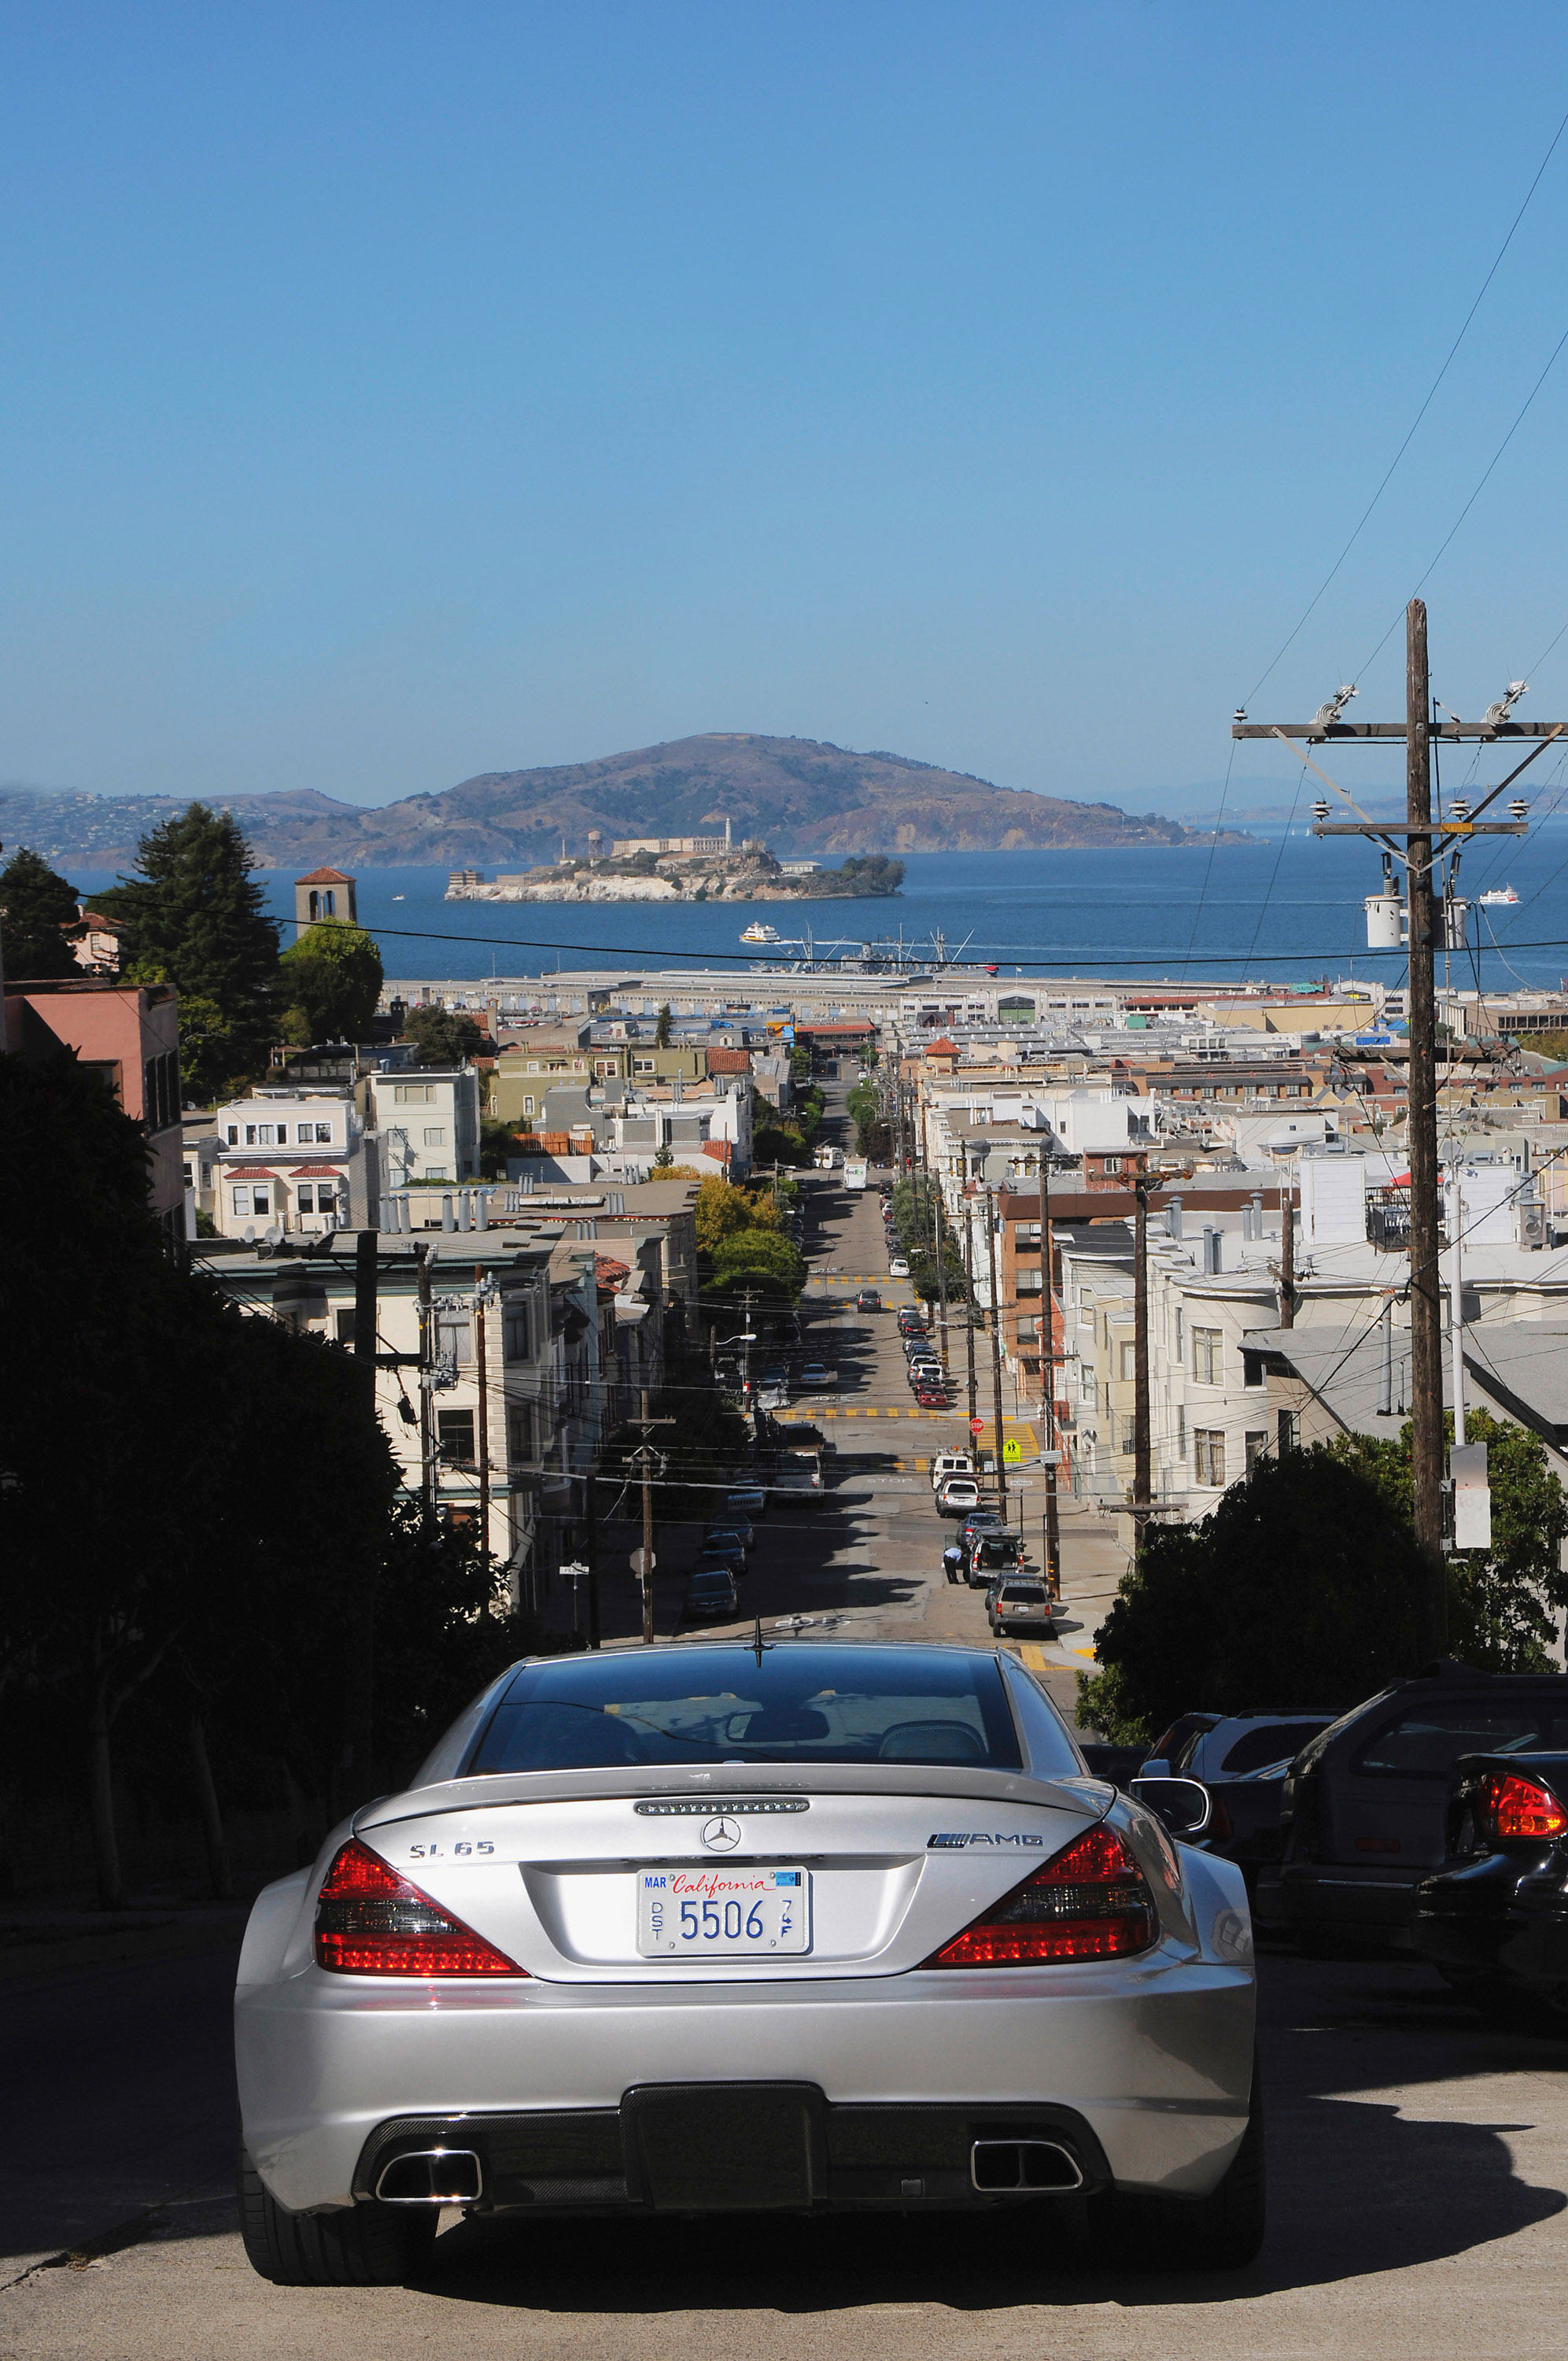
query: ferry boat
[
  {"left": 1478, "top": 885, "right": 1520, "bottom": 907},
  {"left": 739, "top": 922, "right": 782, "bottom": 944}
]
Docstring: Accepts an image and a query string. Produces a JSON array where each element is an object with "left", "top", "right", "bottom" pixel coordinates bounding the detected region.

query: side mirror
[{"left": 1130, "top": 1775, "right": 1212, "bottom": 1839}]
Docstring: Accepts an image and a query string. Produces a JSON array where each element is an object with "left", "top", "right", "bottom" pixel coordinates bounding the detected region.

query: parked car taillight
[
  {"left": 925, "top": 1825, "right": 1158, "bottom": 1967},
  {"left": 314, "top": 1838, "right": 526, "bottom": 1977},
  {"left": 1479, "top": 1773, "right": 1568, "bottom": 1844}
]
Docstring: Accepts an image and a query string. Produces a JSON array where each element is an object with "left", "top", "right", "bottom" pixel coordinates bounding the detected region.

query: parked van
[{"left": 930, "top": 1452, "right": 976, "bottom": 1494}]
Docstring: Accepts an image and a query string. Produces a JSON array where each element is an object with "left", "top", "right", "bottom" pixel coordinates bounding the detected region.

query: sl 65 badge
[{"left": 408, "top": 1839, "right": 495, "bottom": 1858}]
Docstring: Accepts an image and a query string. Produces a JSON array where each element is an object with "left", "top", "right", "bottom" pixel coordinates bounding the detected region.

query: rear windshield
[
  {"left": 1219, "top": 1721, "right": 1331, "bottom": 1775},
  {"left": 465, "top": 1647, "right": 1024, "bottom": 1775},
  {"left": 1356, "top": 1697, "right": 1568, "bottom": 1776}
]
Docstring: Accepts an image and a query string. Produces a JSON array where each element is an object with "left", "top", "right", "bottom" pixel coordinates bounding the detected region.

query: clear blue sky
[{"left": 5, "top": 2, "right": 1568, "bottom": 815}]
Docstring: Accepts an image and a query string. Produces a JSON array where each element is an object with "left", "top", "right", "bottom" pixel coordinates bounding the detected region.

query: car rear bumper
[{"left": 237, "top": 1953, "right": 1256, "bottom": 2216}]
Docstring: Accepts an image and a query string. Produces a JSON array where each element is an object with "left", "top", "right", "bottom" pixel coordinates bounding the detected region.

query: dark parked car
[
  {"left": 1413, "top": 1752, "right": 1568, "bottom": 2008},
  {"left": 855, "top": 1288, "right": 882, "bottom": 1312},
  {"left": 1140, "top": 1710, "right": 1337, "bottom": 1895},
  {"left": 1256, "top": 1667, "right": 1568, "bottom": 1952}
]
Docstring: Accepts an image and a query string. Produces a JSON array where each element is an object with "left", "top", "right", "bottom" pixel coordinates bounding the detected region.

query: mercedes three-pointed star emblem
[{"left": 701, "top": 1816, "right": 743, "bottom": 1852}]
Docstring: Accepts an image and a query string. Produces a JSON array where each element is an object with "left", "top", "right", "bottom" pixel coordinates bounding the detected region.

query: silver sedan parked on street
[{"left": 234, "top": 1644, "right": 1261, "bottom": 2284}]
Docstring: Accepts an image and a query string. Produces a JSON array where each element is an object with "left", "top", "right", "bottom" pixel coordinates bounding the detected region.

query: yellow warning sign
[{"left": 1002, "top": 1437, "right": 1023, "bottom": 1464}]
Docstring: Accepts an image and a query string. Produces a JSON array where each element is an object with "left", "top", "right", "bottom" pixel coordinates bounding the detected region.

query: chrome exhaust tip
[
  {"left": 970, "top": 2137, "right": 1083, "bottom": 2193},
  {"left": 374, "top": 2147, "right": 484, "bottom": 2204}
]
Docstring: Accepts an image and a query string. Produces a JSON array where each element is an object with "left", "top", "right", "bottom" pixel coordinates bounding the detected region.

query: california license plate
[{"left": 637, "top": 1867, "right": 810, "bottom": 1956}]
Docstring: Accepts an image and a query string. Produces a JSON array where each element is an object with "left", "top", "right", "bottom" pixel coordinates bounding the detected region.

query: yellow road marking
[{"left": 1015, "top": 1643, "right": 1050, "bottom": 1671}]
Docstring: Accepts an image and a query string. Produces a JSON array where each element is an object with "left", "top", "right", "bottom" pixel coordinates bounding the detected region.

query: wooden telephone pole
[
  {"left": 1234, "top": 604, "right": 1558, "bottom": 1661},
  {"left": 1132, "top": 1177, "right": 1152, "bottom": 1545}
]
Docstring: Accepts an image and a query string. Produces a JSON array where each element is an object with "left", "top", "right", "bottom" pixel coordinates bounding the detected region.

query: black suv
[{"left": 1255, "top": 1665, "right": 1568, "bottom": 1952}]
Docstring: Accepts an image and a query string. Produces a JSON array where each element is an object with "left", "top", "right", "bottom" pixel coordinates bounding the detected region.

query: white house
[
  {"left": 210, "top": 1086, "right": 379, "bottom": 1237},
  {"left": 361, "top": 1064, "right": 482, "bottom": 1188}
]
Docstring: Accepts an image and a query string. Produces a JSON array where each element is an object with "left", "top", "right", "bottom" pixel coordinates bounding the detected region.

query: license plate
[{"left": 637, "top": 1868, "right": 810, "bottom": 1957}]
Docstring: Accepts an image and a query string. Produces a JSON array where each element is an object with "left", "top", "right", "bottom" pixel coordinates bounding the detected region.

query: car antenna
[{"left": 751, "top": 1616, "right": 773, "bottom": 1669}]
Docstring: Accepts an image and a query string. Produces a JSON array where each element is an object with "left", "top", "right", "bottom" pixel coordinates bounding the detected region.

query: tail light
[
  {"left": 314, "top": 1838, "right": 526, "bottom": 1976},
  {"left": 1478, "top": 1774, "right": 1568, "bottom": 1844},
  {"left": 926, "top": 1824, "right": 1158, "bottom": 1968}
]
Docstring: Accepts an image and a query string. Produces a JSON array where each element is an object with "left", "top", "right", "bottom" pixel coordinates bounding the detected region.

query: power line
[
  {"left": 1358, "top": 313, "right": 1568, "bottom": 680},
  {"left": 1245, "top": 99, "right": 1568, "bottom": 706}
]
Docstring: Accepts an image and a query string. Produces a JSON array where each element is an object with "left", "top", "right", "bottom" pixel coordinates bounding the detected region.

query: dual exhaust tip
[
  {"left": 376, "top": 2148, "right": 484, "bottom": 2204},
  {"left": 970, "top": 2137, "right": 1083, "bottom": 2193},
  {"left": 375, "top": 2137, "right": 1083, "bottom": 2207}
]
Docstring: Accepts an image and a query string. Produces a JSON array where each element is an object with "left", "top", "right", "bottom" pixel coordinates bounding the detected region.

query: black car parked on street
[
  {"left": 1414, "top": 1752, "right": 1568, "bottom": 2012},
  {"left": 1256, "top": 1665, "right": 1568, "bottom": 1952}
]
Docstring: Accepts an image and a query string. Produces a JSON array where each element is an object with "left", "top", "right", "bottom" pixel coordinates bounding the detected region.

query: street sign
[
  {"left": 1002, "top": 1439, "right": 1022, "bottom": 1464},
  {"left": 629, "top": 1548, "right": 656, "bottom": 1579},
  {"left": 968, "top": 1417, "right": 985, "bottom": 1435},
  {"left": 1036, "top": 1449, "right": 1062, "bottom": 1466}
]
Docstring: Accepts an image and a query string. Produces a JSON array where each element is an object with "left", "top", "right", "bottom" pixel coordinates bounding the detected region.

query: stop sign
[{"left": 968, "top": 1417, "right": 984, "bottom": 1435}]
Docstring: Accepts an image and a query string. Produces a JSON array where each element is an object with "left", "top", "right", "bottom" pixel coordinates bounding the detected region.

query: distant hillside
[{"left": 0, "top": 735, "right": 1249, "bottom": 870}]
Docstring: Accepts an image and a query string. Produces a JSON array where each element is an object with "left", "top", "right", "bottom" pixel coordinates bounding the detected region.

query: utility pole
[
  {"left": 933, "top": 1184, "right": 950, "bottom": 1368},
  {"left": 585, "top": 1442, "right": 602, "bottom": 1650},
  {"left": 1041, "top": 1152, "right": 1061, "bottom": 1600},
  {"left": 962, "top": 1196, "right": 978, "bottom": 1431},
  {"left": 348, "top": 1223, "right": 380, "bottom": 1798},
  {"left": 1279, "top": 1162, "right": 1296, "bottom": 1329},
  {"left": 473, "top": 1265, "right": 492, "bottom": 1569},
  {"left": 628, "top": 1387, "right": 676, "bottom": 1646},
  {"left": 1404, "top": 600, "right": 1444, "bottom": 1621},
  {"left": 1132, "top": 1177, "right": 1152, "bottom": 1547},
  {"left": 984, "top": 1186, "right": 1008, "bottom": 1517},
  {"left": 416, "top": 1245, "right": 434, "bottom": 1516},
  {"left": 1233, "top": 608, "right": 1559, "bottom": 1665}
]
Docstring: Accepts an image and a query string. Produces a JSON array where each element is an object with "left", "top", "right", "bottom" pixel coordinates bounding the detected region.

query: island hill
[
  {"left": 0, "top": 733, "right": 1249, "bottom": 870},
  {"left": 446, "top": 826, "right": 903, "bottom": 905}
]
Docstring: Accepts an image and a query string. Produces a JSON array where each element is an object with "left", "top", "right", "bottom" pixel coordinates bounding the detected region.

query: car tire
[
  {"left": 238, "top": 2143, "right": 437, "bottom": 2287},
  {"left": 1093, "top": 2052, "right": 1264, "bottom": 2270}
]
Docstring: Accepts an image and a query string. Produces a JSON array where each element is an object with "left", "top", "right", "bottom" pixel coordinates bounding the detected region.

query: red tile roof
[
  {"left": 291, "top": 1163, "right": 345, "bottom": 1177},
  {"left": 707, "top": 1047, "right": 751, "bottom": 1073},
  {"left": 225, "top": 1166, "right": 280, "bottom": 1180},
  {"left": 295, "top": 867, "right": 356, "bottom": 885}
]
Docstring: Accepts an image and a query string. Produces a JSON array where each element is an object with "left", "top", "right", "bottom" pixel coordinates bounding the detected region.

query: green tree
[
  {"left": 0, "top": 846, "right": 81, "bottom": 979},
  {"left": 1075, "top": 1446, "right": 1427, "bottom": 1746},
  {"left": 96, "top": 805, "right": 280, "bottom": 1082},
  {"left": 165, "top": 990, "right": 249, "bottom": 1105},
  {"left": 1331, "top": 1413, "right": 1568, "bottom": 1672},
  {"left": 693, "top": 1171, "right": 779, "bottom": 1254},
  {"left": 402, "top": 1005, "right": 487, "bottom": 1066},
  {"left": 655, "top": 1003, "right": 673, "bottom": 1047},
  {"left": 707, "top": 1229, "right": 805, "bottom": 1298},
  {"left": 278, "top": 921, "right": 385, "bottom": 1047}
]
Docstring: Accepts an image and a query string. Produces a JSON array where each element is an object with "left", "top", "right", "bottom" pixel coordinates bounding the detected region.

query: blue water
[{"left": 71, "top": 829, "right": 1568, "bottom": 989}]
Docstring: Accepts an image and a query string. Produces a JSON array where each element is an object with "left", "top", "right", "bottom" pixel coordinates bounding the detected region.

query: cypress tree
[
  {"left": 0, "top": 846, "right": 83, "bottom": 980},
  {"left": 98, "top": 805, "right": 280, "bottom": 1082}
]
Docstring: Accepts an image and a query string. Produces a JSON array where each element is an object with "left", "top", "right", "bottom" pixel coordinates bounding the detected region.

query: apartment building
[
  {"left": 360, "top": 1064, "right": 481, "bottom": 1186},
  {"left": 5, "top": 977, "right": 184, "bottom": 1244},
  {"left": 209, "top": 1084, "right": 380, "bottom": 1237}
]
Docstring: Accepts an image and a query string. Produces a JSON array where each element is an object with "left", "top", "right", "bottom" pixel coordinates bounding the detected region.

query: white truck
[{"left": 843, "top": 1158, "right": 869, "bottom": 1193}]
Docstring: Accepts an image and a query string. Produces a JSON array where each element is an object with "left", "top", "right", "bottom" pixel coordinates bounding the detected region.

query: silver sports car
[{"left": 235, "top": 1642, "right": 1260, "bottom": 2284}]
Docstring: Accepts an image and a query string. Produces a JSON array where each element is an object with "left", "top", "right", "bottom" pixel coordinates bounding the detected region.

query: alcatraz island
[{"left": 445, "top": 822, "right": 903, "bottom": 905}]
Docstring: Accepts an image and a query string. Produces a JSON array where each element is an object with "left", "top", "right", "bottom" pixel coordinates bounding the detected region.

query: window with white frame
[
  {"left": 1194, "top": 1428, "right": 1226, "bottom": 1486},
  {"left": 227, "top": 1125, "right": 239, "bottom": 1144},
  {"left": 232, "top": 1184, "right": 271, "bottom": 1217},
  {"left": 315, "top": 1121, "right": 332, "bottom": 1142},
  {"left": 393, "top": 1084, "right": 432, "bottom": 1104},
  {"left": 436, "top": 1410, "right": 477, "bottom": 1465},
  {"left": 436, "top": 1308, "right": 472, "bottom": 1364},
  {"left": 503, "top": 1300, "right": 532, "bottom": 1362},
  {"left": 297, "top": 1184, "right": 315, "bottom": 1212},
  {"left": 1119, "top": 1340, "right": 1136, "bottom": 1381},
  {"left": 1178, "top": 1406, "right": 1186, "bottom": 1454},
  {"left": 245, "top": 1124, "right": 258, "bottom": 1145},
  {"left": 1079, "top": 1363, "right": 1097, "bottom": 1406},
  {"left": 1174, "top": 1306, "right": 1184, "bottom": 1361},
  {"left": 1120, "top": 1416, "right": 1137, "bottom": 1455},
  {"left": 1192, "top": 1327, "right": 1223, "bottom": 1385},
  {"left": 423, "top": 1126, "right": 447, "bottom": 1147},
  {"left": 507, "top": 1402, "right": 537, "bottom": 1461},
  {"left": 1245, "top": 1430, "right": 1268, "bottom": 1475}
]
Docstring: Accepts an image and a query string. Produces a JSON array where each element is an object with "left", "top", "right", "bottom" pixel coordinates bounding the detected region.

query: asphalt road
[{"left": 7, "top": 1945, "right": 1568, "bottom": 2359}]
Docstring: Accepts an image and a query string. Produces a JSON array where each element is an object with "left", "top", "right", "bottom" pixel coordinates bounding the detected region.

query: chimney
[
  {"left": 1203, "top": 1225, "right": 1222, "bottom": 1274},
  {"left": 1166, "top": 1195, "right": 1183, "bottom": 1240}
]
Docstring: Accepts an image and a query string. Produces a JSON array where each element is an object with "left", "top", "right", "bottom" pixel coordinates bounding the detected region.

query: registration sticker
[{"left": 637, "top": 1867, "right": 810, "bottom": 1956}]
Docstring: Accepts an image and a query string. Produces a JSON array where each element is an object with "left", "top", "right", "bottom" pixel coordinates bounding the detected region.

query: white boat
[
  {"left": 391, "top": 894, "right": 405, "bottom": 901},
  {"left": 1478, "top": 885, "right": 1520, "bottom": 906},
  {"left": 740, "top": 922, "right": 782, "bottom": 944}
]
